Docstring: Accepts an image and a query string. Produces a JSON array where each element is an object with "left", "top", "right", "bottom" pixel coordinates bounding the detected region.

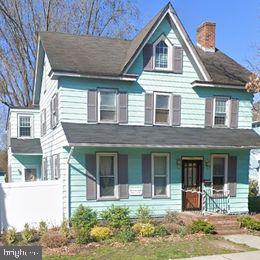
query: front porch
[{"left": 67, "top": 146, "right": 250, "bottom": 217}]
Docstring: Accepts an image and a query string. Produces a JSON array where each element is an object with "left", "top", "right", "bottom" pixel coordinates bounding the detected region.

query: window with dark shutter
[
  {"left": 172, "top": 95, "right": 181, "bottom": 126},
  {"left": 118, "top": 154, "right": 128, "bottom": 199},
  {"left": 145, "top": 93, "right": 154, "bottom": 125},
  {"left": 173, "top": 46, "right": 183, "bottom": 73},
  {"left": 88, "top": 90, "right": 98, "bottom": 122},
  {"left": 118, "top": 92, "right": 128, "bottom": 124},
  {"left": 86, "top": 154, "right": 97, "bottom": 200},
  {"left": 142, "top": 154, "right": 152, "bottom": 198}
]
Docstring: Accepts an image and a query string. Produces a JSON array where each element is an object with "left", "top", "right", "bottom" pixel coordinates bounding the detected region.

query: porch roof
[
  {"left": 11, "top": 138, "right": 42, "bottom": 155},
  {"left": 62, "top": 123, "right": 260, "bottom": 149}
]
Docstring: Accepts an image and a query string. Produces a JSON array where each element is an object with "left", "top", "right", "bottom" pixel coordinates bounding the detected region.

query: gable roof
[
  {"left": 62, "top": 123, "right": 260, "bottom": 149},
  {"left": 35, "top": 2, "right": 251, "bottom": 104},
  {"left": 195, "top": 47, "right": 251, "bottom": 85}
]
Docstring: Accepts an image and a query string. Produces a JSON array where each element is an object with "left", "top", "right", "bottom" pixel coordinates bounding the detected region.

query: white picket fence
[{"left": 0, "top": 180, "right": 63, "bottom": 231}]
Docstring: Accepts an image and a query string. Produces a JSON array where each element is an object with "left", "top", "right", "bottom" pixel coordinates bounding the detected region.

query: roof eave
[
  {"left": 67, "top": 143, "right": 255, "bottom": 149},
  {"left": 191, "top": 80, "right": 247, "bottom": 90},
  {"left": 50, "top": 70, "right": 138, "bottom": 82}
]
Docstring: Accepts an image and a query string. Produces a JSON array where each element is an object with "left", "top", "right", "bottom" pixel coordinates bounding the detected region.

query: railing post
[
  {"left": 227, "top": 190, "right": 231, "bottom": 214},
  {"left": 202, "top": 190, "right": 206, "bottom": 215}
]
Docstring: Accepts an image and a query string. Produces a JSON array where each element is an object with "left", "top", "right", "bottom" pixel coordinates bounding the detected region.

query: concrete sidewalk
[
  {"left": 179, "top": 250, "right": 260, "bottom": 259},
  {"left": 180, "top": 234, "right": 260, "bottom": 259}
]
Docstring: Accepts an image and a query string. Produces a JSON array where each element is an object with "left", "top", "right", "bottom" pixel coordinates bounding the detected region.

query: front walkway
[
  {"left": 180, "top": 234, "right": 260, "bottom": 259},
  {"left": 180, "top": 250, "right": 260, "bottom": 260}
]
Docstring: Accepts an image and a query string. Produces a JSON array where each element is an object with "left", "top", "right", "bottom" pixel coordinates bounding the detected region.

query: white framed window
[
  {"left": 213, "top": 97, "right": 230, "bottom": 127},
  {"left": 98, "top": 90, "right": 117, "bottom": 123},
  {"left": 24, "top": 165, "right": 39, "bottom": 182},
  {"left": 154, "top": 92, "right": 171, "bottom": 125},
  {"left": 211, "top": 154, "right": 228, "bottom": 193},
  {"left": 153, "top": 35, "right": 172, "bottom": 70},
  {"left": 152, "top": 153, "right": 170, "bottom": 197},
  {"left": 18, "top": 115, "right": 33, "bottom": 138},
  {"left": 97, "top": 153, "right": 118, "bottom": 199}
]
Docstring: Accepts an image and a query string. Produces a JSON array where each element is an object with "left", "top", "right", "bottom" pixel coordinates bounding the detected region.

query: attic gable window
[
  {"left": 153, "top": 35, "right": 172, "bottom": 70},
  {"left": 155, "top": 41, "right": 168, "bottom": 68}
]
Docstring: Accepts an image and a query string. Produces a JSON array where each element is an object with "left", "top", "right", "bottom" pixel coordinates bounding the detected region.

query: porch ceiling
[
  {"left": 11, "top": 138, "right": 42, "bottom": 154},
  {"left": 61, "top": 123, "right": 260, "bottom": 149}
]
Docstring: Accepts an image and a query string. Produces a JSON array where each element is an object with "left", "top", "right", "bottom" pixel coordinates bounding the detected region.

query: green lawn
[{"left": 43, "top": 235, "right": 253, "bottom": 260}]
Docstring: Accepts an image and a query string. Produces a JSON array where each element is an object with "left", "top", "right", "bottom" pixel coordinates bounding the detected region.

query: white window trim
[
  {"left": 96, "top": 153, "right": 118, "bottom": 200},
  {"left": 213, "top": 97, "right": 231, "bottom": 128},
  {"left": 23, "top": 164, "right": 40, "bottom": 182},
  {"left": 98, "top": 89, "right": 118, "bottom": 124},
  {"left": 153, "top": 92, "right": 172, "bottom": 126},
  {"left": 152, "top": 153, "right": 170, "bottom": 198},
  {"left": 17, "top": 114, "right": 34, "bottom": 139},
  {"left": 211, "top": 154, "right": 228, "bottom": 193},
  {"left": 153, "top": 34, "right": 173, "bottom": 71}
]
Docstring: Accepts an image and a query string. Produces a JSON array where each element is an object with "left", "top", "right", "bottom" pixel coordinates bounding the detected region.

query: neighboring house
[
  {"left": 250, "top": 121, "right": 260, "bottom": 192},
  {"left": 6, "top": 3, "right": 260, "bottom": 219}
]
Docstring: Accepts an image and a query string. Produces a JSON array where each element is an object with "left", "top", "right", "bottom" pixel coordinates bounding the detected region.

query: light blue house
[{"left": 7, "top": 3, "right": 260, "bottom": 219}]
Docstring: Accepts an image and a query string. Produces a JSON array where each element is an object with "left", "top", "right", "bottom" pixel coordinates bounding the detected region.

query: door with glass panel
[{"left": 182, "top": 160, "right": 202, "bottom": 210}]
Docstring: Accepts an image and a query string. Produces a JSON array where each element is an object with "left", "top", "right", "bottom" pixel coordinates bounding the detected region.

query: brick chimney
[{"left": 196, "top": 21, "right": 216, "bottom": 52}]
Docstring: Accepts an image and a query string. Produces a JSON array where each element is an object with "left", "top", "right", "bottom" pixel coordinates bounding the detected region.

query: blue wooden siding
[
  {"left": 68, "top": 147, "right": 249, "bottom": 217},
  {"left": 10, "top": 155, "right": 42, "bottom": 182},
  {"left": 58, "top": 16, "right": 252, "bottom": 129}
]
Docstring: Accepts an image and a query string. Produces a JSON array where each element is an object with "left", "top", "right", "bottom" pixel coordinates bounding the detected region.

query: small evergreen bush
[
  {"left": 3, "top": 228, "right": 17, "bottom": 245},
  {"left": 136, "top": 206, "right": 151, "bottom": 223},
  {"left": 100, "top": 205, "right": 130, "bottom": 229},
  {"left": 239, "top": 216, "right": 260, "bottom": 231},
  {"left": 71, "top": 205, "right": 97, "bottom": 230},
  {"left": 132, "top": 223, "right": 155, "bottom": 237},
  {"left": 114, "top": 228, "right": 136, "bottom": 242},
  {"left": 74, "top": 227, "right": 91, "bottom": 244},
  {"left": 90, "top": 226, "right": 111, "bottom": 241},
  {"left": 21, "top": 223, "right": 38, "bottom": 243},
  {"left": 38, "top": 221, "right": 48, "bottom": 237},
  {"left": 190, "top": 220, "right": 215, "bottom": 234},
  {"left": 154, "top": 225, "right": 169, "bottom": 237}
]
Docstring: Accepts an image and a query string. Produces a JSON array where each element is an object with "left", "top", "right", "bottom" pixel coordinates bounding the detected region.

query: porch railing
[{"left": 202, "top": 189, "right": 230, "bottom": 214}]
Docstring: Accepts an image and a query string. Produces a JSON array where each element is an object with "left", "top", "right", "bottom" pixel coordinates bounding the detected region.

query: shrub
[
  {"left": 3, "top": 228, "right": 17, "bottom": 245},
  {"left": 100, "top": 205, "right": 130, "bottom": 229},
  {"left": 60, "top": 220, "right": 71, "bottom": 239},
  {"left": 132, "top": 223, "right": 142, "bottom": 234},
  {"left": 132, "top": 223, "right": 155, "bottom": 237},
  {"left": 190, "top": 220, "right": 215, "bottom": 234},
  {"left": 164, "top": 211, "right": 185, "bottom": 226},
  {"left": 154, "top": 225, "right": 169, "bottom": 237},
  {"left": 249, "top": 180, "right": 259, "bottom": 198},
  {"left": 90, "top": 226, "right": 111, "bottom": 241},
  {"left": 238, "top": 216, "right": 260, "bottom": 231},
  {"left": 21, "top": 224, "right": 38, "bottom": 243},
  {"left": 71, "top": 205, "right": 97, "bottom": 230},
  {"left": 74, "top": 227, "right": 91, "bottom": 244},
  {"left": 40, "top": 230, "right": 68, "bottom": 248},
  {"left": 114, "top": 228, "right": 136, "bottom": 243},
  {"left": 136, "top": 206, "right": 151, "bottom": 224},
  {"left": 38, "top": 221, "right": 48, "bottom": 236},
  {"left": 178, "top": 226, "right": 190, "bottom": 237}
]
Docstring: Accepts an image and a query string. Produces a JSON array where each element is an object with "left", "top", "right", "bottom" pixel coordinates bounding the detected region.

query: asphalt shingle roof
[
  {"left": 62, "top": 123, "right": 260, "bottom": 149},
  {"left": 11, "top": 138, "right": 42, "bottom": 154},
  {"left": 39, "top": 4, "right": 251, "bottom": 86}
]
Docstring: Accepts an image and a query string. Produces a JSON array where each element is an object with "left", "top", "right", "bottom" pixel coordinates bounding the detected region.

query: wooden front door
[{"left": 182, "top": 160, "right": 202, "bottom": 211}]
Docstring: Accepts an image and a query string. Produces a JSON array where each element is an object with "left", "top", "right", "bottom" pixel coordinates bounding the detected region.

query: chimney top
[{"left": 196, "top": 21, "right": 216, "bottom": 52}]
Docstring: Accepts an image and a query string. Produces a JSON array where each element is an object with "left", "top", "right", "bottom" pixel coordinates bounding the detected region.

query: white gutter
[
  {"left": 68, "top": 143, "right": 258, "bottom": 149},
  {"left": 50, "top": 71, "right": 138, "bottom": 82},
  {"left": 66, "top": 146, "right": 74, "bottom": 219},
  {"left": 191, "top": 81, "right": 245, "bottom": 90}
]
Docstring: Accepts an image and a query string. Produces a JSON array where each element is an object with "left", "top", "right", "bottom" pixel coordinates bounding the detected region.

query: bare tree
[{"left": 0, "top": 0, "right": 140, "bottom": 108}]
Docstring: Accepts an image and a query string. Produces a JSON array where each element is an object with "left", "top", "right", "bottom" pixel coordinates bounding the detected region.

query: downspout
[{"left": 66, "top": 146, "right": 74, "bottom": 220}]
